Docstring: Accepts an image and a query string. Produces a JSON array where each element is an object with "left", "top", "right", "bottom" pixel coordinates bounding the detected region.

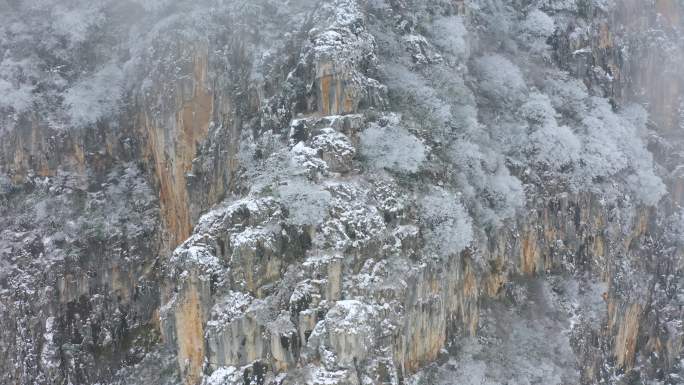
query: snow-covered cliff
[{"left": 0, "top": 1, "right": 683, "bottom": 384}]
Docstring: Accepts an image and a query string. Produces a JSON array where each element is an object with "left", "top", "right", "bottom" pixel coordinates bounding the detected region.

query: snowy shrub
[
  {"left": 236, "top": 130, "right": 291, "bottom": 194},
  {"left": 450, "top": 104, "right": 481, "bottom": 136},
  {"left": 577, "top": 98, "right": 666, "bottom": 205},
  {"left": 543, "top": 75, "right": 589, "bottom": 117},
  {"left": 626, "top": 169, "right": 667, "bottom": 207},
  {"left": 278, "top": 179, "right": 332, "bottom": 226},
  {"left": 537, "top": 76, "right": 664, "bottom": 204},
  {"left": 420, "top": 188, "right": 474, "bottom": 257},
  {"left": 469, "top": 0, "right": 516, "bottom": 42},
  {"left": 519, "top": 92, "right": 558, "bottom": 125},
  {"left": 449, "top": 140, "right": 525, "bottom": 225},
  {"left": 618, "top": 105, "right": 666, "bottom": 205},
  {"left": 64, "top": 64, "right": 125, "bottom": 127},
  {"left": 522, "top": 10, "right": 556, "bottom": 38},
  {"left": 517, "top": 8, "right": 556, "bottom": 55},
  {"left": 521, "top": 92, "right": 581, "bottom": 169},
  {"left": 428, "top": 16, "right": 469, "bottom": 61},
  {"left": 383, "top": 63, "right": 453, "bottom": 129},
  {"left": 475, "top": 54, "right": 527, "bottom": 105},
  {"left": 359, "top": 119, "right": 427, "bottom": 174},
  {"left": 531, "top": 123, "right": 582, "bottom": 170},
  {"left": 579, "top": 106, "right": 632, "bottom": 178}
]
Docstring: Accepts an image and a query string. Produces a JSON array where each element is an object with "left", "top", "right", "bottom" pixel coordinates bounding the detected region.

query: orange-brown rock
[{"left": 139, "top": 45, "right": 214, "bottom": 252}]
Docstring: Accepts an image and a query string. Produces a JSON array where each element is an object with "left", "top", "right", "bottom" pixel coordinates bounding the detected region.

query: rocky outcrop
[
  {"left": 306, "top": 0, "right": 387, "bottom": 117},
  {"left": 158, "top": 145, "right": 672, "bottom": 385}
]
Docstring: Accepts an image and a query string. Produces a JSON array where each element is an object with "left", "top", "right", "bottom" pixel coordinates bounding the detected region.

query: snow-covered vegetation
[
  {"left": 0, "top": 0, "right": 301, "bottom": 131},
  {"left": 359, "top": 116, "right": 427, "bottom": 174},
  {"left": 368, "top": 0, "right": 667, "bottom": 225},
  {"left": 278, "top": 179, "right": 332, "bottom": 226},
  {"left": 420, "top": 188, "right": 473, "bottom": 257}
]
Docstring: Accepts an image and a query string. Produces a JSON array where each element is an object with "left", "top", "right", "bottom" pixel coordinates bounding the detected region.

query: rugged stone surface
[{"left": 0, "top": 1, "right": 683, "bottom": 385}]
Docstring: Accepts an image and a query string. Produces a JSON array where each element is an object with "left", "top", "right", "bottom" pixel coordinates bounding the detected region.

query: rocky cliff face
[{"left": 0, "top": 1, "right": 683, "bottom": 385}]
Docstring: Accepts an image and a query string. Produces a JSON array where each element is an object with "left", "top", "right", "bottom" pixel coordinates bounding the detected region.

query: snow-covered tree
[
  {"left": 278, "top": 178, "right": 332, "bottom": 226},
  {"left": 359, "top": 116, "right": 427, "bottom": 174},
  {"left": 420, "top": 187, "right": 474, "bottom": 257},
  {"left": 475, "top": 54, "right": 527, "bottom": 106}
]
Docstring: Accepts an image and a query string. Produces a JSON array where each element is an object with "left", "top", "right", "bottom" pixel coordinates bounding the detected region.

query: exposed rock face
[
  {"left": 140, "top": 46, "right": 214, "bottom": 249},
  {"left": 0, "top": 1, "right": 683, "bottom": 385}
]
